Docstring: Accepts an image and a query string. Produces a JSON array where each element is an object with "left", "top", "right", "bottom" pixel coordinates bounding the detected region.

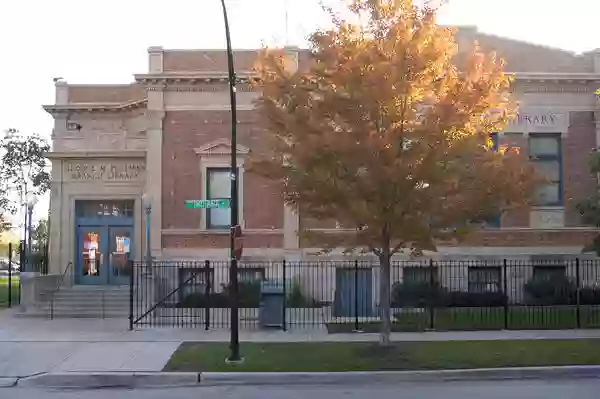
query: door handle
[{"left": 100, "top": 252, "right": 103, "bottom": 265}]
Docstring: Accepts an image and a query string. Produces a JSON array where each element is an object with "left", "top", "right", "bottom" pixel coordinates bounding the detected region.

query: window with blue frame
[
  {"left": 490, "top": 132, "right": 499, "bottom": 152},
  {"left": 206, "top": 168, "right": 233, "bottom": 229},
  {"left": 529, "top": 134, "right": 562, "bottom": 206}
]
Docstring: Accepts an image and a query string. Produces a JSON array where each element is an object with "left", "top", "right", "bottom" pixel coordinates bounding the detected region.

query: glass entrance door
[
  {"left": 77, "top": 227, "right": 108, "bottom": 285},
  {"left": 108, "top": 227, "right": 133, "bottom": 285}
]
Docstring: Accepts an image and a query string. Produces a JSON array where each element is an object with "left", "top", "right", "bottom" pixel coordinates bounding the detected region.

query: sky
[{"left": 0, "top": 0, "right": 599, "bottom": 229}]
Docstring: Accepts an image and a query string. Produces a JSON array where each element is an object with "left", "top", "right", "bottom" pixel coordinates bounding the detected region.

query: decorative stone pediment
[{"left": 194, "top": 139, "right": 250, "bottom": 157}]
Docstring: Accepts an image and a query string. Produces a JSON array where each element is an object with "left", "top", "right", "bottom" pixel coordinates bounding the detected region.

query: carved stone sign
[
  {"left": 65, "top": 160, "right": 146, "bottom": 182},
  {"left": 513, "top": 113, "right": 557, "bottom": 126},
  {"left": 508, "top": 110, "right": 569, "bottom": 132}
]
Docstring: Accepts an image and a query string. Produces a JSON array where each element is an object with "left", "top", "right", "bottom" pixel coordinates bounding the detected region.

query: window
[
  {"left": 403, "top": 267, "right": 439, "bottom": 284},
  {"left": 238, "top": 267, "right": 266, "bottom": 282},
  {"left": 532, "top": 265, "right": 566, "bottom": 281},
  {"left": 529, "top": 134, "right": 562, "bottom": 206},
  {"left": 75, "top": 200, "right": 134, "bottom": 217},
  {"left": 468, "top": 267, "right": 501, "bottom": 293},
  {"left": 490, "top": 132, "right": 499, "bottom": 152},
  {"left": 206, "top": 168, "right": 234, "bottom": 229}
]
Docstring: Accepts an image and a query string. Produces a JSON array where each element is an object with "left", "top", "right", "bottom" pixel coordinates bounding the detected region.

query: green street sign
[{"left": 185, "top": 199, "right": 230, "bottom": 209}]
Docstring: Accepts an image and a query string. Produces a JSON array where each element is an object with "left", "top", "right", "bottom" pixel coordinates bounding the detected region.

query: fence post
[
  {"left": 576, "top": 258, "right": 581, "bottom": 329},
  {"left": 282, "top": 259, "right": 287, "bottom": 331},
  {"left": 205, "top": 260, "right": 211, "bottom": 331},
  {"left": 43, "top": 244, "right": 49, "bottom": 275},
  {"left": 7, "top": 243, "right": 12, "bottom": 308},
  {"left": 18, "top": 240, "right": 24, "bottom": 305},
  {"left": 353, "top": 259, "right": 360, "bottom": 332},
  {"left": 129, "top": 260, "right": 134, "bottom": 331},
  {"left": 429, "top": 258, "right": 435, "bottom": 330},
  {"left": 503, "top": 258, "right": 508, "bottom": 330}
]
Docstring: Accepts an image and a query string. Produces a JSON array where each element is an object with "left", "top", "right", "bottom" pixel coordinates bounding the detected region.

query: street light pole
[
  {"left": 142, "top": 194, "right": 152, "bottom": 276},
  {"left": 26, "top": 197, "right": 36, "bottom": 273},
  {"left": 22, "top": 206, "right": 28, "bottom": 271},
  {"left": 219, "top": 0, "right": 241, "bottom": 363}
]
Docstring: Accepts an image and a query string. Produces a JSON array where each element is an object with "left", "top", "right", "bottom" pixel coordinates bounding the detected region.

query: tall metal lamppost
[
  {"left": 25, "top": 196, "right": 37, "bottom": 273},
  {"left": 141, "top": 193, "right": 152, "bottom": 276},
  {"left": 219, "top": 0, "right": 241, "bottom": 363}
]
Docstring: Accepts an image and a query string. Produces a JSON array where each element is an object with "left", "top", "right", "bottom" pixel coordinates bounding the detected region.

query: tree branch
[
  {"left": 390, "top": 242, "right": 405, "bottom": 256},
  {"left": 370, "top": 247, "right": 382, "bottom": 257}
]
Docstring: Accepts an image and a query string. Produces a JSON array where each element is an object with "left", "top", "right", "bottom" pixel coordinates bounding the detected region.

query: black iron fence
[
  {"left": 0, "top": 241, "right": 49, "bottom": 308},
  {"left": 130, "top": 258, "right": 600, "bottom": 332}
]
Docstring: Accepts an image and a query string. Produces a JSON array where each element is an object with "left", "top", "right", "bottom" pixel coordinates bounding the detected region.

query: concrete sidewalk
[
  {"left": 0, "top": 341, "right": 181, "bottom": 378},
  {"left": 3, "top": 310, "right": 600, "bottom": 343},
  {"left": 2, "top": 309, "right": 600, "bottom": 380}
]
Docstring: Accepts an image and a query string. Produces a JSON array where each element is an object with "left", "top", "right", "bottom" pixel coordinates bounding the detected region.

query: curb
[
  {"left": 199, "top": 366, "right": 600, "bottom": 386},
  {"left": 0, "top": 378, "right": 18, "bottom": 388},
  {"left": 17, "top": 372, "right": 201, "bottom": 389},
  {"left": 13, "top": 366, "right": 600, "bottom": 389}
]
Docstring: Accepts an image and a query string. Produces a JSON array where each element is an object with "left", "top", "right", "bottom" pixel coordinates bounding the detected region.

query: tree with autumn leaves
[{"left": 251, "top": 0, "right": 537, "bottom": 345}]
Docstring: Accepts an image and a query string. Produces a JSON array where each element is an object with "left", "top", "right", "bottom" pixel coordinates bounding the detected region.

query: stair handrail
[{"left": 49, "top": 261, "right": 73, "bottom": 320}]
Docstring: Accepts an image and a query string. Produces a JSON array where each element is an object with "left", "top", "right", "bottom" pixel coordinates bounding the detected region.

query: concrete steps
[{"left": 20, "top": 286, "right": 131, "bottom": 319}]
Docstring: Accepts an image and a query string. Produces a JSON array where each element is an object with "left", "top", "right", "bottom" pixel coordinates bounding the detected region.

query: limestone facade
[{"left": 43, "top": 27, "right": 600, "bottom": 278}]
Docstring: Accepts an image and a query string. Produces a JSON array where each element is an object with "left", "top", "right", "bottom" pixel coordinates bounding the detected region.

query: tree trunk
[{"left": 378, "top": 250, "right": 392, "bottom": 346}]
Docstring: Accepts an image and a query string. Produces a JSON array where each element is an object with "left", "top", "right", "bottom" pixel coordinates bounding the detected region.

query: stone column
[
  {"left": 595, "top": 112, "right": 600, "bottom": 149},
  {"left": 145, "top": 47, "right": 165, "bottom": 256},
  {"left": 145, "top": 107, "right": 165, "bottom": 256},
  {"left": 47, "top": 181, "right": 62, "bottom": 275},
  {"left": 283, "top": 205, "right": 300, "bottom": 251}
]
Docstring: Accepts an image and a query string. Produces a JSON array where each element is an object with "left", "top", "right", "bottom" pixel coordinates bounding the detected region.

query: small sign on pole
[
  {"left": 185, "top": 199, "right": 231, "bottom": 209},
  {"left": 233, "top": 224, "right": 243, "bottom": 261}
]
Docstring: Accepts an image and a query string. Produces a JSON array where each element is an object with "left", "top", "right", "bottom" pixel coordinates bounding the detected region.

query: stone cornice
[
  {"left": 159, "top": 83, "right": 254, "bottom": 93},
  {"left": 512, "top": 72, "right": 600, "bottom": 81},
  {"left": 42, "top": 99, "right": 148, "bottom": 115},
  {"left": 134, "top": 71, "right": 255, "bottom": 85},
  {"left": 136, "top": 71, "right": 600, "bottom": 83},
  {"left": 46, "top": 150, "right": 147, "bottom": 159}
]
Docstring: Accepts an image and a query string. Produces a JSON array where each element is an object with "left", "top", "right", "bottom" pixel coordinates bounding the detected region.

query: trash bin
[{"left": 259, "top": 281, "right": 284, "bottom": 329}]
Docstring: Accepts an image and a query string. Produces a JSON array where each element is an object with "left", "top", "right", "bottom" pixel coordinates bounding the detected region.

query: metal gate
[{"left": 129, "top": 260, "right": 271, "bottom": 329}]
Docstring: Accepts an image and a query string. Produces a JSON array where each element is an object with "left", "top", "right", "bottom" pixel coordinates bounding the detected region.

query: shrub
[
  {"left": 221, "top": 281, "right": 262, "bottom": 308},
  {"left": 524, "top": 275, "right": 577, "bottom": 305},
  {"left": 392, "top": 280, "right": 508, "bottom": 308},
  {"left": 579, "top": 287, "right": 600, "bottom": 305},
  {"left": 178, "top": 292, "right": 230, "bottom": 308},
  {"left": 391, "top": 281, "right": 445, "bottom": 307},
  {"left": 286, "top": 282, "right": 323, "bottom": 308},
  {"left": 179, "top": 281, "right": 262, "bottom": 308},
  {"left": 442, "top": 291, "right": 508, "bottom": 307}
]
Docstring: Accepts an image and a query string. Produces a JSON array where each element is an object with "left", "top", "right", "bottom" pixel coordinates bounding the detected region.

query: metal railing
[
  {"left": 130, "top": 258, "right": 600, "bottom": 331},
  {"left": 49, "top": 262, "right": 73, "bottom": 320}
]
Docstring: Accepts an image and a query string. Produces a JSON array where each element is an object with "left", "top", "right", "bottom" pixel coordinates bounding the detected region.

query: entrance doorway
[{"left": 75, "top": 200, "right": 135, "bottom": 285}]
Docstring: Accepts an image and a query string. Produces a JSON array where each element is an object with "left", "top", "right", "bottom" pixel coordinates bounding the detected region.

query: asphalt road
[{"left": 4, "top": 379, "right": 600, "bottom": 399}]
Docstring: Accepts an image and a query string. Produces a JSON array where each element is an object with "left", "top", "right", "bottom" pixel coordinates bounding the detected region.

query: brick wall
[
  {"left": 162, "top": 233, "right": 282, "bottom": 249},
  {"left": 67, "top": 84, "right": 146, "bottom": 104},
  {"left": 298, "top": 229, "right": 597, "bottom": 249},
  {"left": 163, "top": 50, "right": 259, "bottom": 72},
  {"left": 161, "top": 109, "right": 284, "bottom": 232},
  {"left": 455, "top": 229, "right": 597, "bottom": 247},
  {"left": 564, "top": 111, "right": 597, "bottom": 226}
]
